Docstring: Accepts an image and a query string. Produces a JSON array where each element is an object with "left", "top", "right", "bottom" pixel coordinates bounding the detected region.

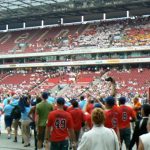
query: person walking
[
  {"left": 104, "top": 96, "right": 120, "bottom": 136},
  {"left": 78, "top": 108, "right": 120, "bottom": 150},
  {"left": 36, "top": 92, "right": 53, "bottom": 149},
  {"left": 118, "top": 97, "right": 136, "bottom": 150},
  {"left": 20, "top": 96, "right": 31, "bottom": 147},
  {"left": 138, "top": 117, "right": 150, "bottom": 150},
  {"left": 45, "top": 97, "right": 76, "bottom": 150},
  {"left": 129, "top": 104, "right": 150, "bottom": 150},
  {"left": 69, "top": 100, "right": 85, "bottom": 142},
  {"left": 3, "top": 99, "right": 13, "bottom": 139}
]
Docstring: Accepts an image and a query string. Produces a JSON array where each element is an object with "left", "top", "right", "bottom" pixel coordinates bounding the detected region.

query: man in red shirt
[
  {"left": 84, "top": 112, "right": 92, "bottom": 130},
  {"left": 118, "top": 97, "right": 136, "bottom": 150},
  {"left": 104, "top": 96, "right": 120, "bottom": 136},
  {"left": 85, "top": 99, "right": 94, "bottom": 114},
  {"left": 69, "top": 100, "right": 84, "bottom": 141},
  {"left": 67, "top": 98, "right": 77, "bottom": 113},
  {"left": 45, "top": 97, "right": 76, "bottom": 150}
]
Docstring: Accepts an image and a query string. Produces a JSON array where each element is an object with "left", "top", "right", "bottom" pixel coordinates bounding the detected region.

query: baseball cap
[
  {"left": 57, "top": 97, "right": 65, "bottom": 105},
  {"left": 94, "top": 103, "right": 102, "bottom": 108},
  {"left": 105, "top": 96, "right": 115, "bottom": 106},
  {"left": 70, "top": 98, "right": 77, "bottom": 103},
  {"left": 42, "top": 92, "right": 48, "bottom": 100},
  {"left": 118, "top": 97, "right": 126, "bottom": 104}
]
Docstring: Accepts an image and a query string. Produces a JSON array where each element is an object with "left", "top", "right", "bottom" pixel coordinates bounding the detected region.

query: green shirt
[{"left": 36, "top": 101, "right": 53, "bottom": 126}]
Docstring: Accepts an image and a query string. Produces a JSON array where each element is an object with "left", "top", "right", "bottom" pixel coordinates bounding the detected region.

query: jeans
[
  {"left": 120, "top": 128, "right": 131, "bottom": 149},
  {"left": 51, "top": 140, "right": 69, "bottom": 150}
]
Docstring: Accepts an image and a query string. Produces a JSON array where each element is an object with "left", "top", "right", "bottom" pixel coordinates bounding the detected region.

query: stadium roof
[
  {"left": 0, "top": 0, "right": 68, "bottom": 19},
  {"left": 0, "top": 0, "right": 150, "bottom": 25}
]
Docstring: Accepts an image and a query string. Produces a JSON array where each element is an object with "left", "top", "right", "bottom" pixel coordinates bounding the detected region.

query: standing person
[
  {"left": 11, "top": 95, "right": 21, "bottom": 142},
  {"left": 45, "top": 97, "right": 76, "bottom": 150},
  {"left": 28, "top": 96, "right": 42, "bottom": 150},
  {"left": 118, "top": 97, "right": 136, "bottom": 150},
  {"left": 104, "top": 96, "right": 121, "bottom": 136},
  {"left": 36, "top": 92, "right": 53, "bottom": 149},
  {"left": 0, "top": 101, "right": 4, "bottom": 135},
  {"left": 77, "top": 108, "right": 120, "bottom": 150},
  {"left": 85, "top": 99, "right": 94, "bottom": 114},
  {"left": 3, "top": 94, "right": 11, "bottom": 106},
  {"left": 11, "top": 104, "right": 21, "bottom": 142},
  {"left": 79, "top": 96, "right": 87, "bottom": 111},
  {"left": 129, "top": 104, "right": 150, "bottom": 150},
  {"left": 3, "top": 99, "right": 14, "bottom": 139},
  {"left": 138, "top": 117, "right": 150, "bottom": 150},
  {"left": 20, "top": 96, "right": 31, "bottom": 147},
  {"left": 133, "top": 97, "right": 142, "bottom": 120},
  {"left": 69, "top": 100, "right": 85, "bottom": 142}
]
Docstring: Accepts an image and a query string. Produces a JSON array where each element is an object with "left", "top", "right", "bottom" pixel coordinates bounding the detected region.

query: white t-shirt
[
  {"left": 77, "top": 125, "right": 119, "bottom": 150},
  {"left": 140, "top": 132, "right": 150, "bottom": 150}
]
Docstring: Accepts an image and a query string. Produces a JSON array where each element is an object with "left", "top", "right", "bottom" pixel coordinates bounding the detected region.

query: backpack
[{"left": 11, "top": 106, "right": 21, "bottom": 119}]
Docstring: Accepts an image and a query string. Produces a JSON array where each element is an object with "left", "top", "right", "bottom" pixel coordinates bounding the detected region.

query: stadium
[{"left": 0, "top": 0, "right": 150, "bottom": 150}]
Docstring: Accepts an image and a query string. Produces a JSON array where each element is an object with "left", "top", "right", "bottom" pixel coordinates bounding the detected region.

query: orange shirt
[
  {"left": 119, "top": 105, "right": 136, "bottom": 129},
  {"left": 134, "top": 101, "right": 141, "bottom": 115}
]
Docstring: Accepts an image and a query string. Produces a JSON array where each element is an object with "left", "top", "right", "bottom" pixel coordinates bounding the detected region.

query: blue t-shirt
[
  {"left": 11, "top": 99, "right": 19, "bottom": 106},
  {"left": 4, "top": 104, "right": 14, "bottom": 116},
  {"left": 47, "top": 96, "right": 55, "bottom": 104},
  {"left": 21, "top": 107, "right": 31, "bottom": 120},
  {"left": 65, "top": 101, "right": 71, "bottom": 107},
  {"left": 79, "top": 100, "right": 86, "bottom": 110},
  {"left": 3, "top": 97, "right": 11, "bottom": 106}
]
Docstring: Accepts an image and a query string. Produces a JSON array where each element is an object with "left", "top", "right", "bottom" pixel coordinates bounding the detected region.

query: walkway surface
[{"left": 0, "top": 115, "right": 136, "bottom": 150}]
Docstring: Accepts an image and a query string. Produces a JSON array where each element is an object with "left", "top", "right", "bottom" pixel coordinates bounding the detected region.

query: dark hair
[
  {"left": 72, "top": 101, "right": 78, "bottom": 108},
  {"left": 105, "top": 96, "right": 115, "bottom": 107},
  {"left": 80, "top": 96, "right": 85, "bottom": 101},
  {"left": 36, "top": 96, "right": 42, "bottom": 104},
  {"left": 7, "top": 99, "right": 11, "bottom": 104},
  {"left": 18, "top": 96, "right": 29, "bottom": 113},
  {"left": 42, "top": 92, "right": 48, "bottom": 100},
  {"left": 57, "top": 97, "right": 65, "bottom": 105},
  {"left": 142, "top": 104, "right": 150, "bottom": 117},
  {"left": 119, "top": 97, "right": 126, "bottom": 105}
]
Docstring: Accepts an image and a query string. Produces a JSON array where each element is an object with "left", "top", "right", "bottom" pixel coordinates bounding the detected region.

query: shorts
[
  {"left": 51, "top": 140, "right": 69, "bottom": 150},
  {"left": 13, "top": 119, "right": 21, "bottom": 130},
  {"left": 37, "top": 126, "right": 46, "bottom": 142},
  {"left": 4, "top": 115, "right": 12, "bottom": 128}
]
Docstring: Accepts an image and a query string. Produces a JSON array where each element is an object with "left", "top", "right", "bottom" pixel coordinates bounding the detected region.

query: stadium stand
[{"left": 0, "top": 17, "right": 150, "bottom": 54}]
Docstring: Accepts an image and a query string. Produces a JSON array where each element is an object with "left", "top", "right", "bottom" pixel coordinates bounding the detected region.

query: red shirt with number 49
[
  {"left": 119, "top": 105, "right": 136, "bottom": 129},
  {"left": 47, "top": 109, "right": 73, "bottom": 142}
]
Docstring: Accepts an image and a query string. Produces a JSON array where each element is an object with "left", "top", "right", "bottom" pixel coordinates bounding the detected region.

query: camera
[{"left": 105, "top": 77, "right": 114, "bottom": 82}]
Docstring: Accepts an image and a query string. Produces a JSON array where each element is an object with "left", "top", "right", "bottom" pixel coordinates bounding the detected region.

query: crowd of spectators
[
  {"left": 0, "top": 67, "right": 149, "bottom": 102},
  {"left": 0, "top": 72, "right": 150, "bottom": 149},
  {"left": 76, "top": 16, "right": 150, "bottom": 48},
  {"left": 0, "top": 16, "right": 149, "bottom": 54}
]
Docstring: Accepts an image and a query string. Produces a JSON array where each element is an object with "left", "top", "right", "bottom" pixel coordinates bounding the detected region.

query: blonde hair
[{"left": 92, "top": 108, "right": 105, "bottom": 126}]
